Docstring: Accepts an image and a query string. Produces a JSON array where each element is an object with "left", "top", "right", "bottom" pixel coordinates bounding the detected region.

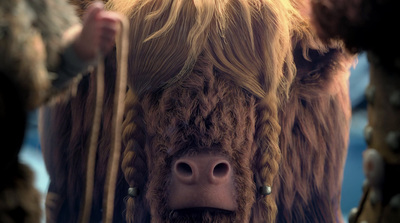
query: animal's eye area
[{"left": 307, "top": 67, "right": 321, "bottom": 78}]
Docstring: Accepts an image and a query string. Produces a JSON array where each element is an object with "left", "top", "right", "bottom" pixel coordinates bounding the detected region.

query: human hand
[{"left": 73, "top": 1, "right": 121, "bottom": 61}]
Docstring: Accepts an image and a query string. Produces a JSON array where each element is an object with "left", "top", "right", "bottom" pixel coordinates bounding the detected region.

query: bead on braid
[
  {"left": 253, "top": 93, "right": 282, "bottom": 222},
  {"left": 121, "top": 90, "right": 148, "bottom": 223}
]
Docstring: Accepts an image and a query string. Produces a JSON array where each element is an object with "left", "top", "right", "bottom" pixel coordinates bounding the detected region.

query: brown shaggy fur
[
  {"left": 135, "top": 58, "right": 258, "bottom": 222},
  {"left": 275, "top": 45, "right": 352, "bottom": 222},
  {"left": 40, "top": 0, "right": 353, "bottom": 222}
]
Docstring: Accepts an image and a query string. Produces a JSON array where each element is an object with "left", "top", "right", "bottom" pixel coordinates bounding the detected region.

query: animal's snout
[
  {"left": 168, "top": 154, "right": 237, "bottom": 211},
  {"left": 173, "top": 157, "right": 231, "bottom": 185}
]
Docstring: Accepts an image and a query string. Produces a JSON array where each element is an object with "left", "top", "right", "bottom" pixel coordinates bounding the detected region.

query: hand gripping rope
[{"left": 79, "top": 15, "right": 129, "bottom": 223}]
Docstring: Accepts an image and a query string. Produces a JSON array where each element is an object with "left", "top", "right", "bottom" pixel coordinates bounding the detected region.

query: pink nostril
[
  {"left": 209, "top": 161, "right": 231, "bottom": 184},
  {"left": 213, "top": 162, "right": 230, "bottom": 178},
  {"left": 173, "top": 161, "right": 197, "bottom": 185},
  {"left": 176, "top": 162, "right": 193, "bottom": 177}
]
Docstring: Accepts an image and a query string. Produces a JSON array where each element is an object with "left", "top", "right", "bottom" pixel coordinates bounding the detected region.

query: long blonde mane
[{"left": 106, "top": 0, "right": 307, "bottom": 99}]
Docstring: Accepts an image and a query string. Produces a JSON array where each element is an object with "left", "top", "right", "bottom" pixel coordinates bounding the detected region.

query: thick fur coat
[{"left": 40, "top": 0, "right": 353, "bottom": 222}]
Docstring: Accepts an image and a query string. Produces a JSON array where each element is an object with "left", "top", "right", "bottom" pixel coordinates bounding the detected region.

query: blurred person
[{"left": 0, "top": 1, "right": 122, "bottom": 222}]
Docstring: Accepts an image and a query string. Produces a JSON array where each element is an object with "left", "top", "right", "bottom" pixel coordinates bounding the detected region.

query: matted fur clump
[{"left": 40, "top": 0, "right": 353, "bottom": 222}]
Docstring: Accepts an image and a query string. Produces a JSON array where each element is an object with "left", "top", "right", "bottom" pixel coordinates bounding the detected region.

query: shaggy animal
[{"left": 40, "top": 0, "right": 353, "bottom": 222}]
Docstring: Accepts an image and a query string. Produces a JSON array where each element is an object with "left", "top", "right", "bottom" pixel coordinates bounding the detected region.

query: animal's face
[
  {"left": 115, "top": 0, "right": 306, "bottom": 222},
  {"left": 36, "top": 1, "right": 353, "bottom": 223},
  {"left": 137, "top": 68, "right": 259, "bottom": 222}
]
